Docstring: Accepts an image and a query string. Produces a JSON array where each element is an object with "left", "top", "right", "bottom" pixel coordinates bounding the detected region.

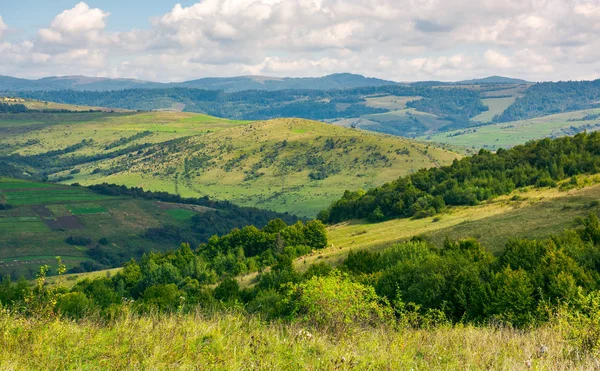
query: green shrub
[
  {"left": 285, "top": 273, "right": 393, "bottom": 333},
  {"left": 56, "top": 292, "right": 91, "bottom": 319}
]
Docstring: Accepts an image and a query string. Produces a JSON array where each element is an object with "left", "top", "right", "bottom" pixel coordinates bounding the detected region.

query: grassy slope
[
  {"left": 423, "top": 108, "right": 600, "bottom": 149},
  {"left": 1, "top": 311, "right": 591, "bottom": 370},
  {"left": 471, "top": 97, "right": 517, "bottom": 123},
  {"left": 0, "top": 110, "right": 248, "bottom": 157},
  {"left": 0, "top": 117, "right": 457, "bottom": 216},
  {"left": 297, "top": 178, "right": 600, "bottom": 270},
  {"left": 0, "top": 178, "right": 205, "bottom": 278}
]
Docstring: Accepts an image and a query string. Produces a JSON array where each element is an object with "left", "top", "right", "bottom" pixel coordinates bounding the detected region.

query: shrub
[
  {"left": 66, "top": 236, "right": 92, "bottom": 246},
  {"left": 285, "top": 273, "right": 393, "bottom": 333},
  {"left": 56, "top": 292, "right": 91, "bottom": 319}
]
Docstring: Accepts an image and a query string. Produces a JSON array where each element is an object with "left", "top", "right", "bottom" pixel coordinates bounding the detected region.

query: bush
[
  {"left": 65, "top": 236, "right": 92, "bottom": 246},
  {"left": 286, "top": 273, "right": 393, "bottom": 333},
  {"left": 56, "top": 292, "right": 91, "bottom": 319}
]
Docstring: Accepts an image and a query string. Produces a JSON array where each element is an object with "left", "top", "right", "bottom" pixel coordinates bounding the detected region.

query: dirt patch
[
  {"left": 44, "top": 216, "right": 83, "bottom": 230},
  {"left": 157, "top": 202, "right": 215, "bottom": 213},
  {"left": 31, "top": 205, "right": 53, "bottom": 218}
]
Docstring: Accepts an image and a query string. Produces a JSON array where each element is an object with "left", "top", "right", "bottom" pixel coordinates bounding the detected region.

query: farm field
[
  {"left": 0, "top": 177, "right": 214, "bottom": 278},
  {"left": 422, "top": 108, "right": 600, "bottom": 149}
]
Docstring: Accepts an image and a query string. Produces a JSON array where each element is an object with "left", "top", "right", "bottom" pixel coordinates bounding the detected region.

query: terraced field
[{"left": 0, "top": 178, "right": 213, "bottom": 278}]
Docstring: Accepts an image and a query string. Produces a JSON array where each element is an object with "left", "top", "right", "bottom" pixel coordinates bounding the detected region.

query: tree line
[
  {"left": 3, "top": 213, "right": 600, "bottom": 331},
  {"left": 320, "top": 132, "right": 600, "bottom": 223}
]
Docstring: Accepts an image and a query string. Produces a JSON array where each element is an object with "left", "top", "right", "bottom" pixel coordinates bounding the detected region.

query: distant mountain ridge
[
  {"left": 456, "top": 76, "right": 530, "bottom": 85},
  {"left": 0, "top": 73, "right": 398, "bottom": 92},
  {"left": 0, "top": 73, "right": 532, "bottom": 93}
]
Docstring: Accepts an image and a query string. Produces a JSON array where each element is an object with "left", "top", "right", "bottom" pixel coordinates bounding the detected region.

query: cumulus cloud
[
  {"left": 38, "top": 2, "right": 111, "bottom": 46},
  {"left": 2, "top": 1, "right": 600, "bottom": 81}
]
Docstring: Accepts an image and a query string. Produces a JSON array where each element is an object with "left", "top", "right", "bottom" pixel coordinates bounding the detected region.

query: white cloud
[
  {"left": 2, "top": 1, "right": 600, "bottom": 81},
  {"left": 38, "top": 2, "right": 111, "bottom": 45},
  {"left": 485, "top": 50, "right": 514, "bottom": 69}
]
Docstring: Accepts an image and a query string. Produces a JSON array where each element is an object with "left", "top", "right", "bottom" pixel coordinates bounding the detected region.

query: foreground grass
[{"left": 0, "top": 310, "right": 593, "bottom": 370}]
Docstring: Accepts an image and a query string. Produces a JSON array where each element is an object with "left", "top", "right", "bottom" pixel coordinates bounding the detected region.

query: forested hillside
[
  {"left": 495, "top": 80, "right": 600, "bottom": 122},
  {"left": 322, "top": 132, "right": 600, "bottom": 223}
]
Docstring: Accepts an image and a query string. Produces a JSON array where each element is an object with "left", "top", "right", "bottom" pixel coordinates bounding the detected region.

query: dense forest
[
  {"left": 494, "top": 80, "right": 600, "bottom": 122},
  {"left": 0, "top": 102, "right": 28, "bottom": 113},
  {"left": 321, "top": 132, "right": 600, "bottom": 223}
]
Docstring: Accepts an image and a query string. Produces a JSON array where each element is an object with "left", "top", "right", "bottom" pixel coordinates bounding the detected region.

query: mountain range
[{"left": 0, "top": 73, "right": 529, "bottom": 93}]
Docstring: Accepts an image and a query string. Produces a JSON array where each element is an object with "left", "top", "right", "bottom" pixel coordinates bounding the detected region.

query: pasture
[{"left": 423, "top": 108, "right": 600, "bottom": 149}]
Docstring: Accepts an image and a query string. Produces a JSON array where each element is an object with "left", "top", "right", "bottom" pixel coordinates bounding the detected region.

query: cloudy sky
[{"left": 1, "top": 0, "right": 600, "bottom": 82}]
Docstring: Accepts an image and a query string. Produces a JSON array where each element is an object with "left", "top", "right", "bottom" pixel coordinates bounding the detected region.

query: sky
[{"left": 1, "top": 0, "right": 600, "bottom": 82}]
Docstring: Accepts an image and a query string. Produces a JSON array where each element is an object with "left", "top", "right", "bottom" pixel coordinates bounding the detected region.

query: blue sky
[
  {"left": 1, "top": 0, "right": 198, "bottom": 36},
  {"left": 0, "top": 1, "right": 600, "bottom": 82}
]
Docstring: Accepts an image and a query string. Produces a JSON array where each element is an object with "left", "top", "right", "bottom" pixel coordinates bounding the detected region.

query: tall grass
[{"left": 0, "top": 308, "right": 596, "bottom": 370}]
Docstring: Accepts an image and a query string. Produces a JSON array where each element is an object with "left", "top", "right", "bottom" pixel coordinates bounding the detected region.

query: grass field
[
  {"left": 422, "top": 108, "right": 600, "bottom": 149},
  {"left": 294, "top": 178, "right": 600, "bottom": 270},
  {"left": 2, "top": 97, "right": 131, "bottom": 112},
  {"left": 471, "top": 97, "right": 517, "bottom": 123},
  {"left": 166, "top": 208, "right": 198, "bottom": 221},
  {"left": 1, "top": 310, "right": 594, "bottom": 370},
  {"left": 363, "top": 95, "right": 422, "bottom": 110}
]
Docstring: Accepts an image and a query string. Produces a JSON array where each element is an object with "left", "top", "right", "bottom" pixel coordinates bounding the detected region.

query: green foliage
[
  {"left": 495, "top": 80, "right": 600, "bottom": 122},
  {"left": 198, "top": 219, "right": 328, "bottom": 276},
  {"left": 324, "top": 132, "right": 600, "bottom": 223},
  {"left": 285, "top": 273, "right": 393, "bottom": 333}
]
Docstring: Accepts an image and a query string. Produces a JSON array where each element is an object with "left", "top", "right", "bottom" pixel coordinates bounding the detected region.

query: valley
[{"left": 0, "top": 108, "right": 459, "bottom": 217}]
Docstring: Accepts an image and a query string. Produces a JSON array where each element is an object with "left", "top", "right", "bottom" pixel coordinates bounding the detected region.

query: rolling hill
[{"left": 0, "top": 109, "right": 460, "bottom": 217}]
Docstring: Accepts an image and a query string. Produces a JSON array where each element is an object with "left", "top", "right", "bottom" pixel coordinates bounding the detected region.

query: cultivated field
[{"left": 0, "top": 178, "right": 207, "bottom": 278}]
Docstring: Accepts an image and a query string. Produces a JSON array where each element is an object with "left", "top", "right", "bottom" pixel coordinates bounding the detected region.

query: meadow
[
  {"left": 287, "top": 177, "right": 600, "bottom": 271},
  {"left": 423, "top": 108, "right": 600, "bottom": 149},
  {"left": 471, "top": 96, "right": 518, "bottom": 123},
  {"left": 0, "top": 310, "right": 594, "bottom": 370}
]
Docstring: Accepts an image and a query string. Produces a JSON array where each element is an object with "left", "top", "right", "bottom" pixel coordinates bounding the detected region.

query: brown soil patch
[
  {"left": 44, "top": 216, "right": 83, "bottom": 230},
  {"left": 31, "top": 205, "right": 53, "bottom": 218}
]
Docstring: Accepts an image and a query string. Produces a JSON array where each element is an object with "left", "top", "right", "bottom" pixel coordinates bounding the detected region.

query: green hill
[{"left": 0, "top": 111, "right": 460, "bottom": 217}]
